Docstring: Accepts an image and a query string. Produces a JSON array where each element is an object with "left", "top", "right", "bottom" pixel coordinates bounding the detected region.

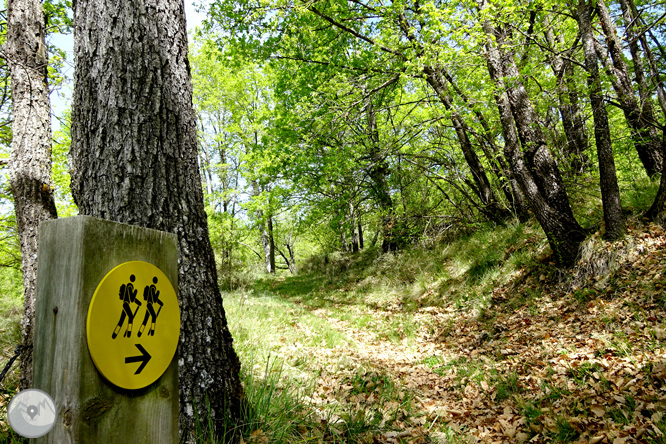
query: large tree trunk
[
  {"left": 479, "top": 1, "right": 585, "bottom": 266},
  {"left": 6, "top": 0, "right": 58, "bottom": 390},
  {"left": 579, "top": 0, "right": 625, "bottom": 240},
  {"left": 596, "top": 0, "right": 662, "bottom": 177},
  {"left": 69, "top": 0, "right": 243, "bottom": 440}
]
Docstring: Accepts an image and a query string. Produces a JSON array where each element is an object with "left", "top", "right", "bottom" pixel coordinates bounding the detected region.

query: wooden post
[{"left": 33, "top": 216, "right": 179, "bottom": 443}]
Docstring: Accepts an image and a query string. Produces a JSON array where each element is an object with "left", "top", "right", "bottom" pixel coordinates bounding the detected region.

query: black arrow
[{"left": 125, "top": 344, "right": 151, "bottom": 375}]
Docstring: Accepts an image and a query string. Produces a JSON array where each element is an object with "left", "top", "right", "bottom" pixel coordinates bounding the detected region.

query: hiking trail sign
[
  {"left": 33, "top": 216, "right": 179, "bottom": 443},
  {"left": 87, "top": 261, "right": 180, "bottom": 390}
]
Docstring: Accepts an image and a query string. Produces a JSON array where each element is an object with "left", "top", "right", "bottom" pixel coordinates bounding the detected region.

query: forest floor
[
  {"left": 224, "top": 221, "right": 666, "bottom": 444},
  {"left": 1, "top": 220, "right": 666, "bottom": 443}
]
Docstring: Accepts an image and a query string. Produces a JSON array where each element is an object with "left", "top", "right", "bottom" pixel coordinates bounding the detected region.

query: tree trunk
[
  {"left": 596, "top": 0, "right": 662, "bottom": 177},
  {"left": 423, "top": 66, "right": 510, "bottom": 223},
  {"left": 545, "top": 27, "right": 590, "bottom": 174},
  {"left": 358, "top": 217, "right": 364, "bottom": 250},
  {"left": 579, "top": 0, "right": 625, "bottom": 240},
  {"left": 69, "top": 0, "right": 243, "bottom": 440},
  {"left": 267, "top": 214, "right": 276, "bottom": 272},
  {"left": 6, "top": 0, "right": 58, "bottom": 390},
  {"left": 646, "top": 129, "right": 666, "bottom": 220},
  {"left": 479, "top": 1, "right": 585, "bottom": 266},
  {"left": 340, "top": 226, "right": 349, "bottom": 252},
  {"left": 628, "top": 0, "right": 666, "bottom": 118},
  {"left": 350, "top": 202, "right": 359, "bottom": 253},
  {"left": 438, "top": 67, "right": 529, "bottom": 221},
  {"left": 286, "top": 236, "right": 296, "bottom": 274},
  {"left": 365, "top": 96, "right": 398, "bottom": 252},
  {"left": 618, "top": 0, "right": 651, "bottom": 114}
]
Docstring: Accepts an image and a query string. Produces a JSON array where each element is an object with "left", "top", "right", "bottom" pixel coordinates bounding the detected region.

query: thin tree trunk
[
  {"left": 596, "top": 0, "right": 662, "bottom": 177},
  {"left": 286, "top": 236, "right": 296, "bottom": 274},
  {"left": 340, "top": 227, "right": 349, "bottom": 252},
  {"left": 365, "top": 96, "right": 398, "bottom": 252},
  {"left": 350, "top": 201, "right": 359, "bottom": 253},
  {"left": 619, "top": 0, "right": 650, "bottom": 112},
  {"left": 267, "top": 214, "right": 276, "bottom": 272},
  {"left": 6, "top": 0, "right": 59, "bottom": 390},
  {"left": 259, "top": 210, "right": 273, "bottom": 273},
  {"left": 545, "top": 27, "right": 590, "bottom": 174},
  {"left": 579, "top": 0, "right": 625, "bottom": 240},
  {"left": 621, "top": 0, "right": 666, "bottom": 117},
  {"left": 438, "top": 68, "right": 529, "bottom": 220},
  {"left": 358, "top": 216, "right": 364, "bottom": 250},
  {"left": 423, "top": 66, "right": 510, "bottom": 223},
  {"left": 70, "top": 0, "right": 243, "bottom": 439}
]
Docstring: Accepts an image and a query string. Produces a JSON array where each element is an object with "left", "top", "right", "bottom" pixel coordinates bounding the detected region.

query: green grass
[
  {"left": 0, "top": 267, "right": 24, "bottom": 444},
  {"left": 217, "top": 286, "right": 426, "bottom": 444},
  {"left": 494, "top": 371, "right": 521, "bottom": 401},
  {"left": 0, "top": 268, "right": 23, "bottom": 356}
]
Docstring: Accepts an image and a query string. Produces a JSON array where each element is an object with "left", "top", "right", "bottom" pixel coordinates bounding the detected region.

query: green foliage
[{"left": 51, "top": 112, "right": 77, "bottom": 216}]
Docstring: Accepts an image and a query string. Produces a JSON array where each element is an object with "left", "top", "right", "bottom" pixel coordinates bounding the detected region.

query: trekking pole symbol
[
  {"left": 112, "top": 275, "right": 142, "bottom": 339},
  {"left": 138, "top": 277, "right": 164, "bottom": 337}
]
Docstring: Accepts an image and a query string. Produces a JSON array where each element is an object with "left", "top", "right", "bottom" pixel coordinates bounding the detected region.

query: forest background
[{"left": 1, "top": 0, "right": 666, "bottom": 442}]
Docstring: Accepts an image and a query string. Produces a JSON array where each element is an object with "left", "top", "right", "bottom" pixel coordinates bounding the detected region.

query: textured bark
[
  {"left": 579, "top": 0, "right": 625, "bottom": 240},
  {"left": 646, "top": 129, "right": 666, "bottom": 220},
  {"left": 596, "top": 0, "right": 662, "bottom": 177},
  {"left": 69, "top": 0, "right": 243, "bottom": 440},
  {"left": 635, "top": 15, "right": 666, "bottom": 117},
  {"left": 6, "top": 0, "right": 58, "bottom": 389},
  {"left": 424, "top": 66, "right": 510, "bottom": 223},
  {"left": 619, "top": 0, "right": 651, "bottom": 113},
  {"left": 480, "top": 1, "right": 585, "bottom": 266}
]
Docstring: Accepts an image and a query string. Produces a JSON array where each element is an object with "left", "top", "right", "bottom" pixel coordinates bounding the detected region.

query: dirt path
[{"left": 298, "top": 229, "right": 666, "bottom": 443}]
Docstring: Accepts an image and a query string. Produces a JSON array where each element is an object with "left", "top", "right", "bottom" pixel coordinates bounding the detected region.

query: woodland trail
[{"left": 285, "top": 225, "right": 666, "bottom": 443}]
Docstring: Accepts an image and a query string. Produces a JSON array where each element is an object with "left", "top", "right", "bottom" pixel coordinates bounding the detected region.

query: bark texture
[
  {"left": 579, "top": 0, "right": 625, "bottom": 240},
  {"left": 438, "top": 67, "right": 529, "bottom": 221},
  {"left": 479, "top": 0, "right": 585, "bottom": 266},
  {"left": 69, "top": 0, "right": 242, "bottom": 440},
  {"left": 596, "top": 0, "right": 662, "bottom": 177},
  {"left": 6, "top": 0, "right": 58, "bottom": 389}
]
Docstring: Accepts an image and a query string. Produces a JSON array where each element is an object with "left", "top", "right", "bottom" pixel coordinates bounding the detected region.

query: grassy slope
[{"left": 223, "top": 218, "right": 666, "bottom": 444}]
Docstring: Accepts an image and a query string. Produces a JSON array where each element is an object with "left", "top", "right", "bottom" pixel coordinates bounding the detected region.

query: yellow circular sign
[{"left": 86, "top": 261, "right": 180, "bottom": 390}]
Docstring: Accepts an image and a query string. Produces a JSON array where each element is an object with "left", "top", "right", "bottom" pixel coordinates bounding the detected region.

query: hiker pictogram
[
  {"left": 87, "top": 261, "right": 180, "bottom": 389},
  {"left": 138, "top": 277, "right": 164, "bottom": 337},
  {"left": 112, "top": 275, "right": 142, "bottom": 339}
]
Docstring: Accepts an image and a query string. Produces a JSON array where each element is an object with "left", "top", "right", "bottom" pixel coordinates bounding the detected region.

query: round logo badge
[
  {"left": 7, "top": 389, "right": 57, "bottom": 438},
  {"left": 86, "top": 261, "right": 180, "bottom": 390}
]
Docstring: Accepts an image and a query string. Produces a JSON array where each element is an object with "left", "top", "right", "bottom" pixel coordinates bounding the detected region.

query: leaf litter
[{"left": 246, "top": 223, "right": 666, "bottom": 443}]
